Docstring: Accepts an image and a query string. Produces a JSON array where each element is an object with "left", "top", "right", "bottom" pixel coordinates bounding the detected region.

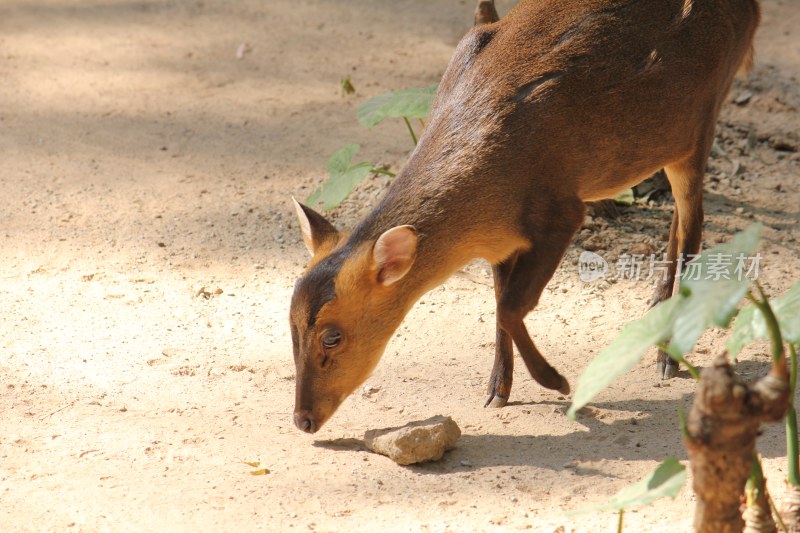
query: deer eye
[{"left": 322, "top": 330, "right": 342, "bottom": 350}]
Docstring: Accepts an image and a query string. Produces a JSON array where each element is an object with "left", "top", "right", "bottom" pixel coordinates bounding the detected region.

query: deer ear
[
  {"left": 292, "top": 197, "right": 339, "bottom": 256},
  {"left": 372, "top": 226, "right": 417, "bottom": 286}
]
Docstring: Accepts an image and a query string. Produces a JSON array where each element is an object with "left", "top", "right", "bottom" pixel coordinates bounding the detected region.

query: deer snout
[{"left": 293, "top": 410, "right": 318, "bottom": 434}]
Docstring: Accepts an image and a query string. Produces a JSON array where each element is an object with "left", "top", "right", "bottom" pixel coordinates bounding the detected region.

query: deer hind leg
[
  {"left": 653, "top": 149, "right": 708, "bottom": 379},
  {"left": 474, "top": 0, "right": 499, "bottom": 26},
  {"left": 485, "top": 259, "right": 516, "bottom": 407},
  {"left": 489, "top": 197, "right": 585, "bottom": 402}
]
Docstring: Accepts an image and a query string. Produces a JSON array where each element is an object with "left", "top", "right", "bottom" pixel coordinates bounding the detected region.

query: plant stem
[
  {"left": 746, "top": 452, "right": 766, "bottom": 508},
  {"left": 682, "top": 360, "right": 700, "bottom": 381},
  {"left": 770, "top": 490, "right": 788, "bottom": 532},
  {"left": 789, "top": 343, "right": 800, "bottom": 487},
  {"left": 752, "top": 282, "right": 785, "bottom": 365},
  {"left": 418, "top": 118, "right": 426, "bottom": 129},
  {"left": 748, "top": 286, "right": 797, "bottom": 488},
  {"left": 678, "top": 402, "right": 690, "bottom": 440},
  {"left": 743, "top": 453, "right": 778, "bottom": 532},
  {"left": 370, "top": 168, "right": 396, "bottom": 177},
  {"left": 746, "top": 285, "right": 798, "bottom": 486},
  {"left": 656, "top": 343, "right": 700, "bottom": 380},
  {"left": 617, "top": 509, "right": 624, "bottom": 533},
  {"left": 403, "top": 117, "right": 418, "bottom": 145}
]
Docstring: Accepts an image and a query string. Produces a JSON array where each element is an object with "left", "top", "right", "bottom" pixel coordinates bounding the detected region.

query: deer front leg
[{"left": 488, "top": 197, "right": 584, "bottom": 402}]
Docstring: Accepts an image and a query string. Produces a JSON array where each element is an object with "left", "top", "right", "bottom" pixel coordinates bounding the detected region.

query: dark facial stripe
[{"left": 295, "top": 246, "right": 350, "bottom": 328}]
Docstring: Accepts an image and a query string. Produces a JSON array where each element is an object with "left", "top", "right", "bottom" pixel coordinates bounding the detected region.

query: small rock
[
  {"left": 628, "top": 242, "right": 655, "bottom": 256},
  {"left": 759, "top": 149, "right": 778, "bottom": 165},
  {"left": 236, "top": 42, "right": 251, "bottom": 60},
  {"left": 194, "top": 286, "right": 223, "bottom": 299},
  {"left": 460, "top": 459, "right": 473, "bottom": 467},
  {"left": 363, "top": 415, "right": 461, "bottom": 465},
  {"left": 734, "top": 91, "right": 753, "bottom": 105},
  {"left": 730, "top": 159, "right": 742, "bottom": 177},
  {"left": 769, "top": 136, "right": 797, "bottom": 153},
  {"left": 582, "top": 233, "right": 609, "bottom": 252},
  {"left": 361, "top": 384, "right": 381, "bottom": 398}
]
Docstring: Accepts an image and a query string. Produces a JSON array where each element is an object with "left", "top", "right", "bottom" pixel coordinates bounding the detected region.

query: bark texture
[
  {"left": 742, "top": 496, "right": 776, "bottom": 533},
  {"left": 781, "top": 485, "right": 800, "bottom": 532},
  {"left": 686, "top": 354, "right": 789, "bottom": 533}
]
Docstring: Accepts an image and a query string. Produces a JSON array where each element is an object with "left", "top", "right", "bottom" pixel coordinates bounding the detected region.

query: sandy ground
[{"left": 1, "top": 0, "right": 798, "bottom": 531}]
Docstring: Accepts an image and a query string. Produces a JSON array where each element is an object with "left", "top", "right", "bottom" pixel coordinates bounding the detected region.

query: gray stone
[{"left": 363, "top": 415, "right": 461, "bottom": 465}]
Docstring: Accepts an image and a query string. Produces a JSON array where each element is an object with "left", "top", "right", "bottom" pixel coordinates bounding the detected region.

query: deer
[{"left": 289, "top": 0, "right": 760, "bottom": 433}]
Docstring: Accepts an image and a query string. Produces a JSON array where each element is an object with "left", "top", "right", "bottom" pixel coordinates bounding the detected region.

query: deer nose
[{"left": 293, "top": 411, "right": 318, "bottom": 434}]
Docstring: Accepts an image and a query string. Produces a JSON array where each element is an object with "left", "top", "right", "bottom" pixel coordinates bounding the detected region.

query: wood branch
[
  {"left": 781, "top": 485, "right": 800, "bottom": 532},
  {"left": 686, "top": 353, "right": 789, "bottom": 533}
]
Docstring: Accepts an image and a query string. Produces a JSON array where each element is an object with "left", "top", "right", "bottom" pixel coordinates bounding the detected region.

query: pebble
[{"left": 363, "top": 415, "right": 461, "bottom": 465}]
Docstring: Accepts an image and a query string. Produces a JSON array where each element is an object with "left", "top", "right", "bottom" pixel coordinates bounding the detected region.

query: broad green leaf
[
  {"left": 306, "top": 144, "right": 373, "bottom": 210},
  {"left": 613, "top": 188, "right": 635, "bottom": 206},
  {"left": 727, "top": 305, "right": 761, "bottom": 361},
  {"left": 567, "top": 458, "right": 686, "bottom": 515},
  {"left": 669, "top": 223, "right": 762, "bottom": 356},
  {"left": 727, "top": 280, "right": 800, "bottom": 358},
  {"left": 568, "top": 295, "right": 684, "bottom": 420},
  {"left": 356, "top": 84, "right": 438, "bottom": 129},
  {"left": 776, "top": 281, "right": 800, "bottom": 344}
]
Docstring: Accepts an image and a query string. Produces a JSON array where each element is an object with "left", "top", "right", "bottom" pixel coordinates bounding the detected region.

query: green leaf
[
  {"left": 341, "top": 77, "right": 356, "bottom": 95},
  {"left": 306, "top": 144, "right": 373, "bottom": 210},
  {"left": 613, "top": 188, "right": 635, "bottom": 206},
  {"left": 775, "top": 281, "right": 800, "bottom": 345},
  {"left": 356, "top": 84, "right": 438, "bottom": 129},
  {"left": 669, "top": 223, "right": 762, "bottom": 357},
  {"left": 727, "top": 305, "right": 761, "bottom": 361},
  {"left": 568, "top": 296, "right": 684, "bottom": 420},
  {"left": 567, "top": 458, "right": 686, "bottom": 515},
  {"left": 727, "top": 280, "right": 800, "bottom": 359}
]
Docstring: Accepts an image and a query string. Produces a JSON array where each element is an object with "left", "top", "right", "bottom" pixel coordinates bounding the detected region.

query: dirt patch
[{"left": 1, "top": 0, "right": 798, "bottom": 531}]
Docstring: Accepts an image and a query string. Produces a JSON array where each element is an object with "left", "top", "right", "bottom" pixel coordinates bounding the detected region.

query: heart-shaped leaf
[
  {"left": 306, "top": 144, "right": 373, "bottom": 211},
  {"left": 568, "top": 458, "right": 686, "bottom": 515},
  {"left": 568, "top": 295, "right": 683, "bottom": 419},
  {"left": 357, "top": 84, "right": 438, "bottom": 129},
  {"left": 728, "top": 280, "right": 800, "bottom": 359},
  {"left": 669, "top": 223, "right": 762, "bottom": 357}
]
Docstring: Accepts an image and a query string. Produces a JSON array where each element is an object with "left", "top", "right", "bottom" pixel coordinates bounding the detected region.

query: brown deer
[{"left": 290, "top": 0, "right": 760, "bottom": 433}]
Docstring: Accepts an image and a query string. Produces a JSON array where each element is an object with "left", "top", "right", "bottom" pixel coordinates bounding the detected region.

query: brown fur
[{"left": 290, "top": 0, "right": 761, "bottom": 433}]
